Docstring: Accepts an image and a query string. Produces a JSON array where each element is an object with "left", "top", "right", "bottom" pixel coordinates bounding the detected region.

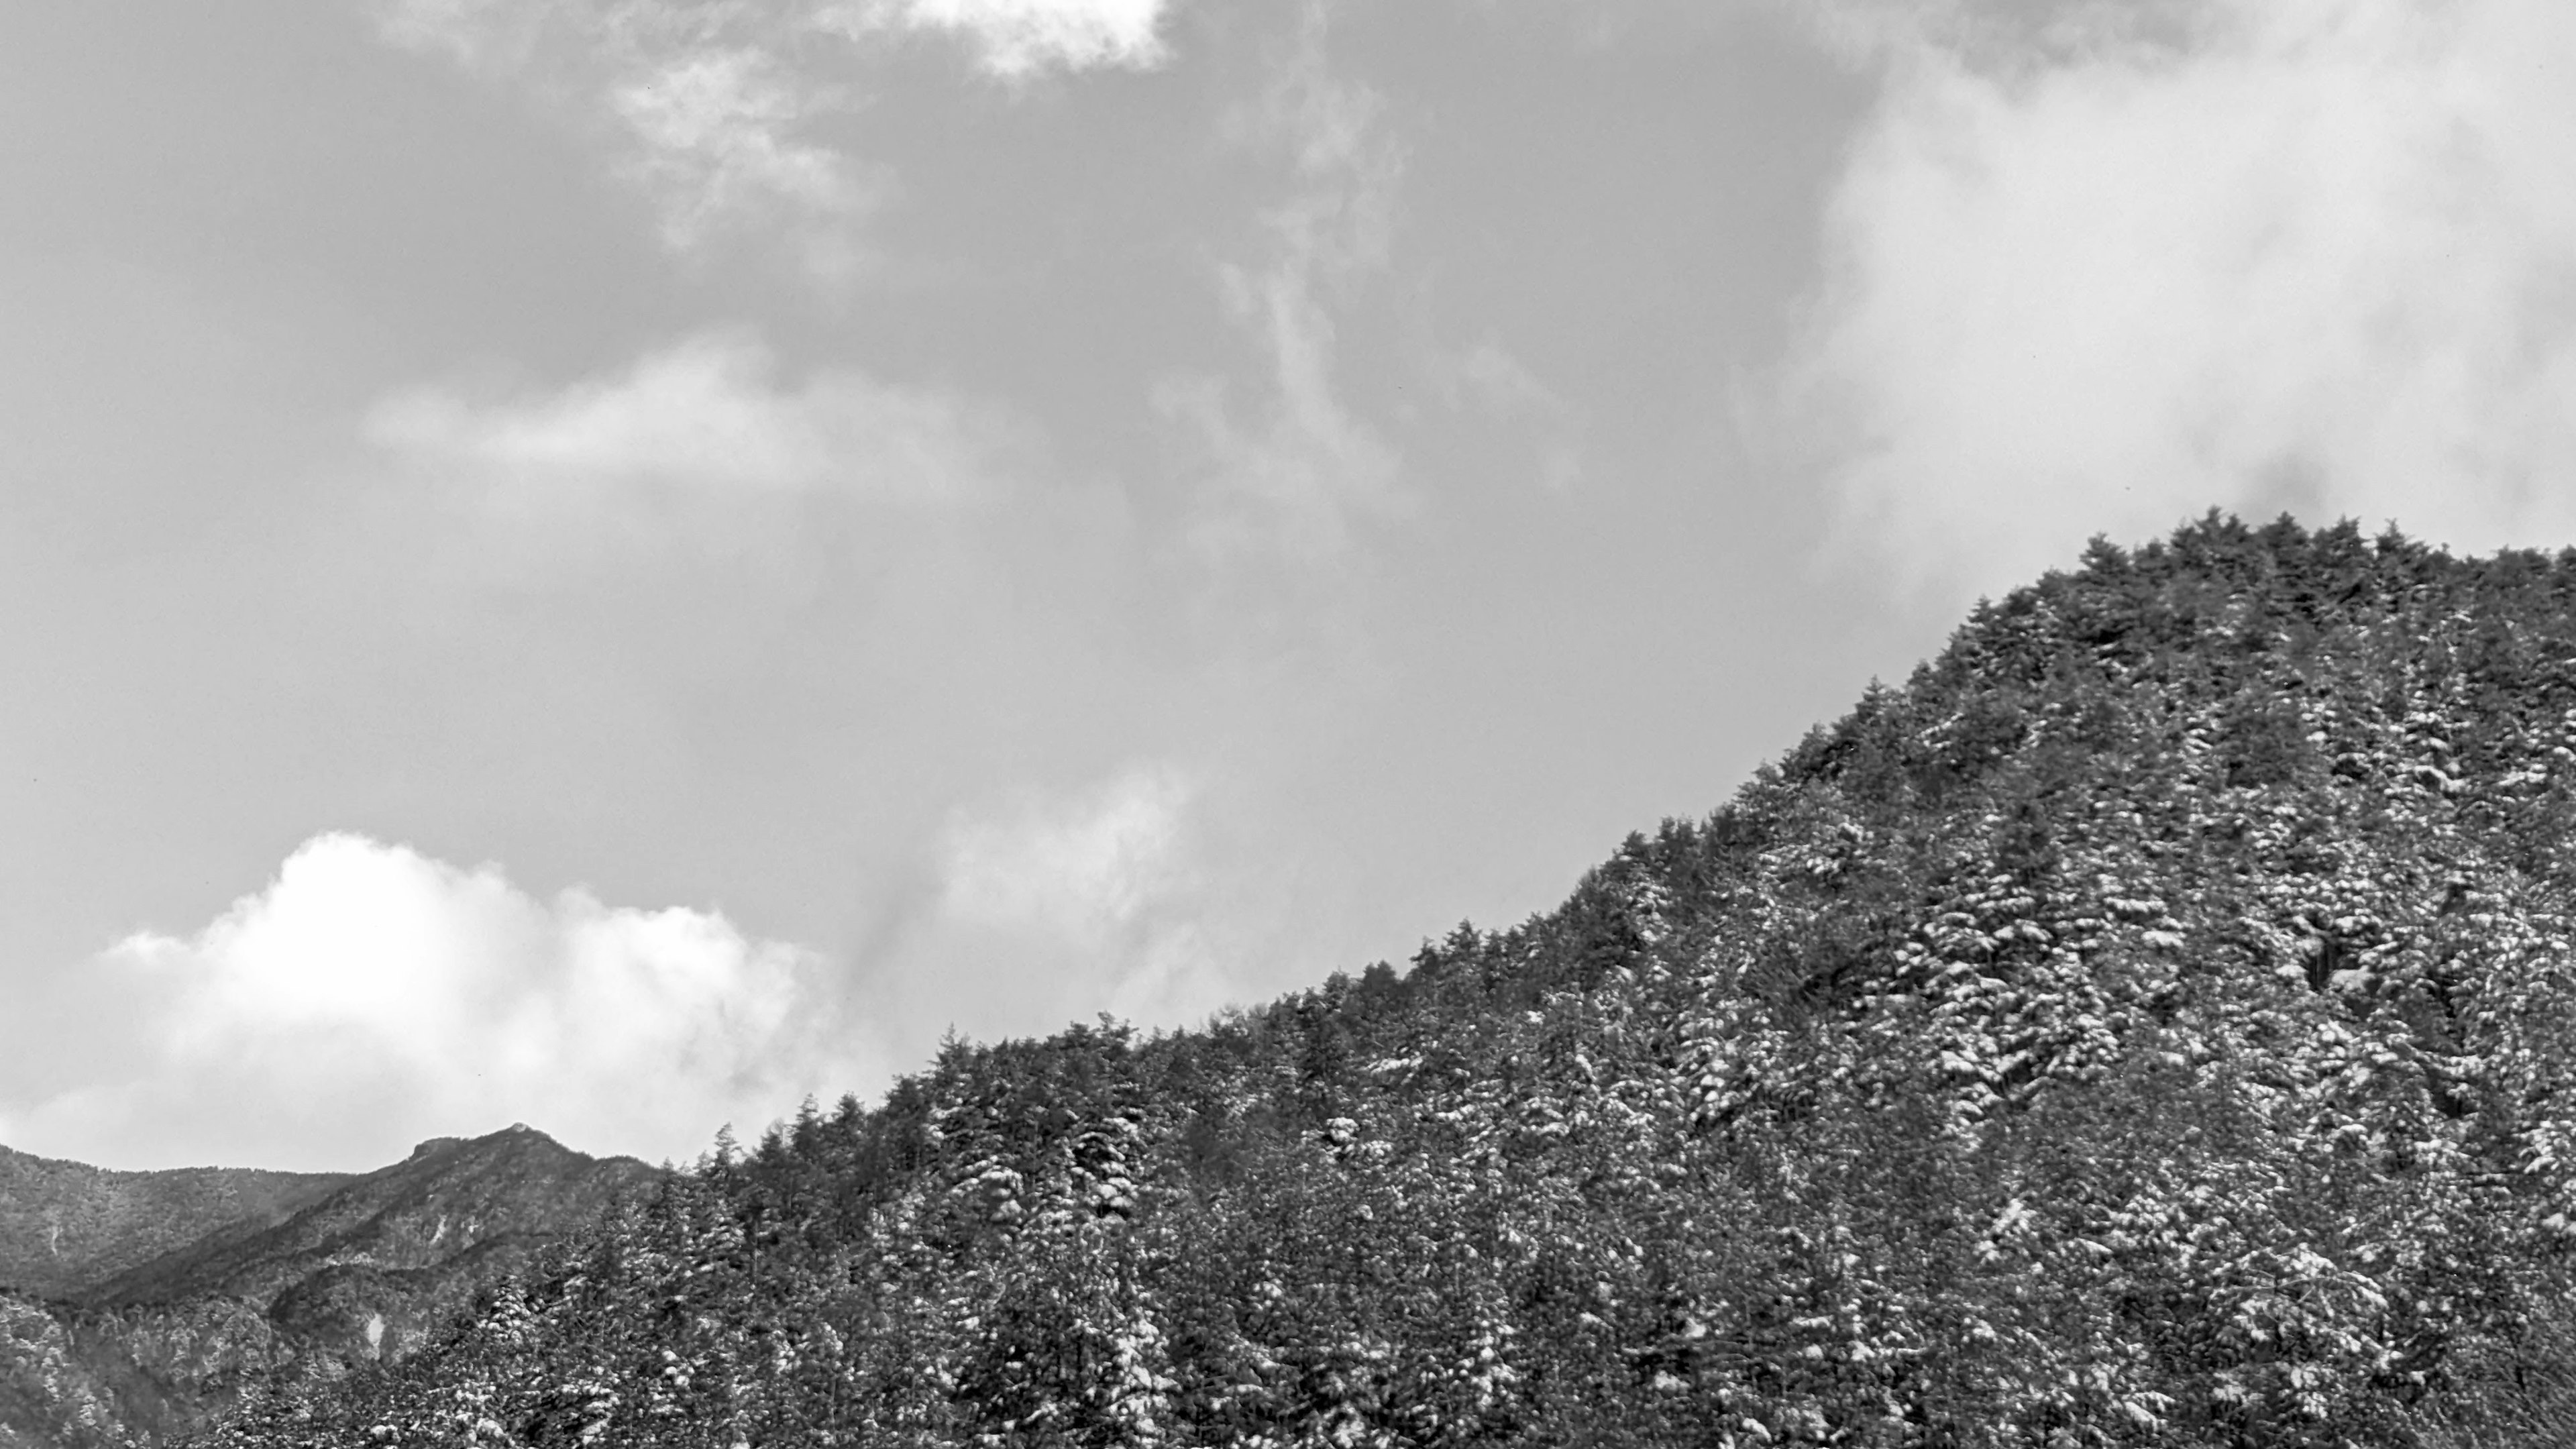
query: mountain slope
[
  {"left": 88, "top": 1124, "right": 657, "bottom": 1317},
  {"left": 0, "top": 1148, "right": 347, "bottom": 1302},
  {"left": 205, "top": 515, "right": 2576, "bottom": 1447},
  {"left": 0, "top": 1128, "right": 656, "bottom": 1448}
]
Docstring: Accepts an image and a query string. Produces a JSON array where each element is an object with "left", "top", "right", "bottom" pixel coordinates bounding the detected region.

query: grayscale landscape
[{"left": 5, "top": 2, "right": 2575, "bottom": 1444}]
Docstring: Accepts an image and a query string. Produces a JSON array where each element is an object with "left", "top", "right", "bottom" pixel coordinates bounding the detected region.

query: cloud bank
[
  {"left": 1, "top": 835, "right": 865, "bottom": 1172},
  {"left": 1791, "top": 0, "right": 2576, "bottom": 596}
]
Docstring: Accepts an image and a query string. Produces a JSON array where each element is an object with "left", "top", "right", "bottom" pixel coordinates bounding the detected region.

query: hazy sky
[{"left": 5, "top": 0, "right": 2573, "bottom": 1171}]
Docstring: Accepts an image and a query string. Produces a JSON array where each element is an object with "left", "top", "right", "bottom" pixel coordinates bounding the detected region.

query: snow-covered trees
[{"left": 197, "top": 517, "right": 2576, "bottom": 1446}]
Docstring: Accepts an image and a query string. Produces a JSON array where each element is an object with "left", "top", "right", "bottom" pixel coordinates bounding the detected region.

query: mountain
[
  {"left": 84, "top": 1124, "right": 657, "bottom": 1318},
  {"left": 0, "top": 1127, "right": 656, "bottom": 1448},
  {"left": 191, "top": 515, "right": 2576, "bottom": 1446},
  {"left": 0, "top": 1149, "right": 347, "bottom": 1302}
]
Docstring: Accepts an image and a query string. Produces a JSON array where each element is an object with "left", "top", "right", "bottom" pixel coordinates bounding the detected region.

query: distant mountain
[
  {"left": 85, "top": 1124, "right": 657, "bottom": 1318},
  {"left": 0, "top": 1148, "right": 347, "bottom": 1301},
  {"left": 195, "top": 517, "right": 2576, "bottom": 1448},
  {"left": 0, "top": 1126, "right": 657, "bottom": 1448}
]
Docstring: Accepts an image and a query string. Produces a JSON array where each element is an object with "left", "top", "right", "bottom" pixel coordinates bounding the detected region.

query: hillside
[
  {"left": 0, "top": 1128, "right": 655, "bottom": 1448},
  {"left": 201, "top": 515, "right": 2576, "bottom": 1446},
  {"left": 0, "top": 1149, "right": 347, "bottom": 1302},
  {"left": 85, "top": 1124, "right": 657, "bottom": 1316}
]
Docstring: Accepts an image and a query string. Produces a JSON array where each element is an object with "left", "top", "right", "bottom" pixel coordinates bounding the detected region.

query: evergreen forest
[{"left": 196, "top": 515, "right": 2576, "bottom": 1446}]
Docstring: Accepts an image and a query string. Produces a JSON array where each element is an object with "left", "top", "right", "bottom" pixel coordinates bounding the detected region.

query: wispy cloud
[
  {"left": 1784, "top": 0, "right": 2576, "bottom": 596},
  {"left": 364, "top": 332, "right": 1005, "bottom": 556},
  {"left": 1434, "top": 337, "right": 1585, "bottom": 493},
  {"left": 607, "top": 46, "right": 877, "bottom": 257},
  {"left": 373, "top": 1, "right": 873, "bottom": 271},
  {"left": 1155, "top": 7, "right": 1406, "bottom": 561},
  {"left": 370, "top": 0, "right": 1182, "bottom": 269},
  {"left": 941, "top": 765, "right": 1191, "bottom": 943},
  {"left": 896, "top": 764, "right": 1249, "bottom": 1038},
  {"left": 3, "top": 834, "right": 865, "bottom": 1171},
  {"left": 369, "top": 0, "right": 543, "bottom": 72}
]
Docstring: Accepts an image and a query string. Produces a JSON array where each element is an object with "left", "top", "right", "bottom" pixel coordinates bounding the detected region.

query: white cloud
[
  {"left": 364, "top": 333, "right": 1001, "bottom": 547},
  {"left": 1786, "top": 0, "right": 2576, "bottom": 596},
  {"left": 5, "top": 834, "right": 865, "bottom": 1171},
  {"left": 829, "top": 0, "right": 1176, "bottom": 76}
]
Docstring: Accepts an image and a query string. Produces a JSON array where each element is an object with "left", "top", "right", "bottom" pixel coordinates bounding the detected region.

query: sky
[{"left": 3, "top": 0, "right": 2573, "bottom": 1172}]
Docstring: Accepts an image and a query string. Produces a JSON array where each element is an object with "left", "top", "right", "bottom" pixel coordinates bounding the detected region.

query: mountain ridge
[
  {"left": 0, "top": 1126, "right": 659, "bottom": 1448},
  {"left": 84, "top": 1123, "right": 656, "bottom": 1311},
  {"left": 0, "top": 1146, "right": 349, "bottom": 1303}
]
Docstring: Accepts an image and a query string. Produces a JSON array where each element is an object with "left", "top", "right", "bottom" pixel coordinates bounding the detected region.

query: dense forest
[
  {"left": 198, "top": 515, "right": 2576, "bottom": 1446},
  {"left": 0, "top": 1131, "right": 650, "bottom": 1449},
  {"left": 0, "top": 1149, "right": 348, "bottom": 1303}
]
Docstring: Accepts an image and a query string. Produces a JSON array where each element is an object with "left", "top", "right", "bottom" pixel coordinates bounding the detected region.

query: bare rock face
[{"left": 0, "top": 1128, "right": 659, "bottom": 1446}]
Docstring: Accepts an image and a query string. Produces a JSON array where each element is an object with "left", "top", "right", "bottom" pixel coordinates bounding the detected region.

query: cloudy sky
[{"left": 4, "top": 0, "right": 2572, "bottom": 1171}]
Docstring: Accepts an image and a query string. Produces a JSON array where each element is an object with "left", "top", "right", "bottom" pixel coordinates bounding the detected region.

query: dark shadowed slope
[{"left": 0, "top": 1148, "right": 348, "bottom": 1302}]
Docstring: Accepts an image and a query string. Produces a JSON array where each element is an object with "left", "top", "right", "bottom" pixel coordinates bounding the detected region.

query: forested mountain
[
  {"left": 189, "top": 516, "right": 2576, "bottom": 1445},
  {"left": 0, "top": 1150, "right": 347, "bottom": 1303},
  {"left": 0, "top": 1129, "right": 653, "bottom": 1448}
]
